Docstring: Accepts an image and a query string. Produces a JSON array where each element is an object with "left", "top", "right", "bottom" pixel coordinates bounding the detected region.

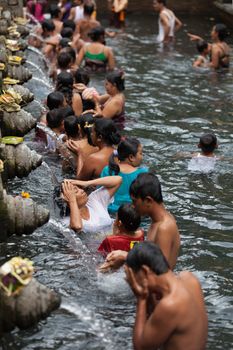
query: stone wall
[
  {"left": 97, "top": 0, "right": 216, "bottom": 15},
  {"left": 0, "top": 0, "right": 24, "bottom": 17}
]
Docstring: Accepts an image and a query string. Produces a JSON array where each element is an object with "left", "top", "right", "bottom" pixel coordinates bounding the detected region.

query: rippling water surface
[{"left": 0, "top": 13, "right": 233, "bottom": 350}]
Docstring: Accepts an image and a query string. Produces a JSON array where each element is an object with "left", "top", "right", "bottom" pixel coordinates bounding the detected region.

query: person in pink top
[{"left": 27, "top": 0, "right": 46, "bottom": 22}]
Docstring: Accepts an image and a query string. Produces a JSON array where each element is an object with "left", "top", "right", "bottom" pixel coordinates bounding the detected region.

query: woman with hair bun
[
  {"left": 188, "top": 23, "right": 230, "bottom": 69},
  {"left": 94, "top": 70, "right": 126, "bottom": 129},
  {"left": 76, "top": 118, "right": 121, "bottom": 180},
  {"left": 101, "top": 137, "right": 148, "bottom": 213}
]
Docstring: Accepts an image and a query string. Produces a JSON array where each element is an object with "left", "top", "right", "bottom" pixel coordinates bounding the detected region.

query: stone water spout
[
  {"left": 0, "top": 176, "right": 49, "bottom": 240},
  {"left": 0, "top": 257, "right": 61, "bottom": 337},
  {"left": 0, "top": 142, "right": 42, "bottom": 179},
  {"left": 0, "top": 109, "right": 36, "bottom": 136},
  {"left": 7, "top": 64, "right": 32, "bottom": 82},
  {"left": 4, "top": 84, "right": 34, "bottom": 104}
]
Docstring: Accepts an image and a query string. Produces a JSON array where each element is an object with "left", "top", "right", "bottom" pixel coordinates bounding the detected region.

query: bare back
[
  {"left": 78, "top": 19, "right": 100, "bottom": 42},
  {"left": 147, "top": 211, "right": 180, "bottom": 270},
  {"left": 161, "top": 272, "right": 208, "bottom": 350}
]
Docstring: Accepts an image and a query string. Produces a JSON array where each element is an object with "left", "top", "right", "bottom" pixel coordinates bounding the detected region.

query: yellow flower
[{"left": 21, "top": 191, "right": 30, "bottom": 199}]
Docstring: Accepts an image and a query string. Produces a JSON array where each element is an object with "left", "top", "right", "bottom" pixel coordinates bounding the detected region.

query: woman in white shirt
[{"left": 61, "top": 176, "right": 122, "bottom": 233}]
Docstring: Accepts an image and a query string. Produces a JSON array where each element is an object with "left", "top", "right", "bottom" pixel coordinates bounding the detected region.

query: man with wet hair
[
  {"left": 100, "top": 173, "right": 180, "bottom": 271},
  {"left": 125, "top": 241, "right": 208, "bottom": 350}
]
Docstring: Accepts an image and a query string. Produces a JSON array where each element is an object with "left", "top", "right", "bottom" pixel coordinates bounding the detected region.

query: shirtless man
[
  {"left": 125, "top": 242, "right": 208, "bottom": 350},
  {"left": 153, "top": 0, "right": 182, "bottom": 44},
  {"left": 49, "top": 4, "right": 63, "bottom": 35},
  {"left": 76, "top": 3, "right": 100, "bottom": 42},
  {"left": 100, "top": 172, "right": 180, "bottom": 271}
]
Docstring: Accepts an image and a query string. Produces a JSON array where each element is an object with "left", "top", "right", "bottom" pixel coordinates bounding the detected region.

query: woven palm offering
[{"left": 0, "top": 257, "right": 34, "bottom": 296}]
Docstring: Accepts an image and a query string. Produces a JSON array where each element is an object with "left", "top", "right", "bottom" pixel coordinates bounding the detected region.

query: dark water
[{"left": 1, "top": 13, "right": 233, "bottom": 350}]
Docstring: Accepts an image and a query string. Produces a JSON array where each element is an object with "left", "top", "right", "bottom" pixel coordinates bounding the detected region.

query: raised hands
[
  {"left": 124, "top": 265, "right": 149, "bottom": 299},
  {"left": 62, "top": 181, "right": 77, "bottom": 203}
]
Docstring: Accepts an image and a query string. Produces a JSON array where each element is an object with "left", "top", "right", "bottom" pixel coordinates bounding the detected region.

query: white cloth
[
  {"left": 46, "top": 132, "right": 65, "bottom": 152},
  {"left": 188, "top": 154, "right": 217, "bottom": 173},
  {"left": 74, "top": 6, "right": 84, "bottom": 23},
  {"left": 156, "top": 9, "right": 175, "bottom": 43},
  {"left": 62, "top": 187, "right": 114, "bottom": 233}
]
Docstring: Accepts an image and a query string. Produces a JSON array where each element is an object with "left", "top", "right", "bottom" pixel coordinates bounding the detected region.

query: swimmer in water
[
  {"left": 188, "top": 133, "right": 220, "bottom": 172},
  {"left": 193, "top": 133, "right": 218, "bottom": 158}
]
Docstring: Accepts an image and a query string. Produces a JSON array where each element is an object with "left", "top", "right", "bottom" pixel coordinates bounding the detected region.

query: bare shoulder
[
  {"left": 87, "top": 150, "right": 102, "bottom": 162},
  {"left": 179, "top": 271, "right": 201, "bottom": 289},
  {"left": 212, "top": 43, "right": 221, "bottom": 53},
  {"left": 158, "top": 212, "right": 178, "bottom": 234},
  {"left": 152, "top": 293, "right": 178, "bottom": 320}
]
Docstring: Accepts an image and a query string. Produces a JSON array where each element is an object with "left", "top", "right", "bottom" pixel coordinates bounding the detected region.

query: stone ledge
[{"left": 214, "top": 1, "right": 233, "bottom": 15}]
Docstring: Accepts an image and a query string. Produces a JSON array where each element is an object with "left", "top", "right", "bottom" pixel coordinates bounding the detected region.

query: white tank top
[
  {"left": 74, "top": 5, "right": 84, "bottom": 23},
  {"left": 157, "top": 9, "right": 175, "bottom": 43}
]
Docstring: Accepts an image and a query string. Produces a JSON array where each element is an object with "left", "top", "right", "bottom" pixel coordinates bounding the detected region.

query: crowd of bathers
[{"left": 26, "top": 1, "right": 230, "bottom": 348}]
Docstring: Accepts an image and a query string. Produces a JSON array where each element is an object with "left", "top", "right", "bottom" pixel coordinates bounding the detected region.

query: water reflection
[{"left": 0, "top": 13, "right": 233, "bottom": 350}]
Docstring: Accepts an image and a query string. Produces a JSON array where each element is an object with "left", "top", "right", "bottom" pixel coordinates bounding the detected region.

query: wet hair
[
  {"left": 64, "top": 115, "right": 80, "bottom": 138},
  {"left": 42, "top": 20, "right": 55, "bottom": 33},
  {"left": 63, "top": 19, "right": 76, "bottom": 32},
  {"left": 118, "top": 204, "right": 141, "bottom": 232},
  {"left": 199, "top": 133, "right": 217, "bottom": 153},
  {"left": 47, "top": 91, "right": 65, "bottom": 110},
  {"left": 56, "top": 71, "right": 74, "bottom": 106},
  {"left": 49, "top": 4, "right": 60, "bottom": 18},
  {"left": 109, "top": 137, "right": 141, "bottom": 175},
  {"left": 57, "top": 52, "right": 72, "bottom": 69},
  {"left": 106, "top": 70, "right": 125, "bottom": 92},
  {"left": 214, "top": 23, "right": 229, "bottom": 41},
  {"left": 84, "top": 3, "right": 94, "bottom": 16},
  {"left": 88, "top": 26, "right": 105, "bottom": 42},
  {"left": 74, "top": 68, "right": 90, "bottom": 85},
  {"left": 46, "top": 108, "right": 65, "bottom": 129},
  {"left": 82, "top": 98, "right": 95, "bottom": 112},
  {"left": 130, "top": 173, "right": 163, "bottom": 203},
  {"left": 61, "top": 47, "right": 76, "bottom": 64},
  {"left": 61, "top": 27, "right": 74, "bottom": 39},
  {"left": 59, "top": 38, "right": 71, "bottom": 49},
  {"left": 94, "top": 119, "right": 121, "bottom": 146},
  {"left": 196, "top": 40, "right": 208, "bottom": 54},
  {"left": 79, "top": 112, "right": 95, "bottom": 145},
  {"left": 126, "top": 241, "right": 170, "bottom": 274}
]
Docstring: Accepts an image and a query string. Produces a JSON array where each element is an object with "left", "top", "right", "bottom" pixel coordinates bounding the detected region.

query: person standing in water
[
  {"left": 188, "top": 24, "right": 230, "bottom": 69},
  {"left": 125, "top": 242, "right": 208, "bottom": 350},
  {"left": 100, "top": 172, "right": 180, "bottom": 272},
  {"left": 153, "top": 0, "right": 182, "bottom": 44}
]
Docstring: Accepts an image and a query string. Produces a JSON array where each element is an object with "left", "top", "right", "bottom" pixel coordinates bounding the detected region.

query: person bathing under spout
[
  {"left": 60, "top": 175, "right": 122, "bottom": 233},
  {"left": 125, "top": 241, "right": 208, "bottom": 350}
]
